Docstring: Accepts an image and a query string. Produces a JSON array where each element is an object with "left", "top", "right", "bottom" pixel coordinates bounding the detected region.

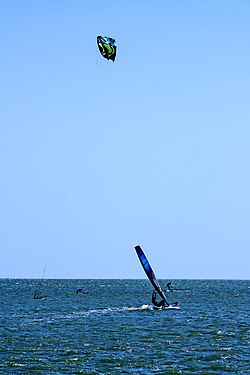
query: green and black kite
[{"left": 97, "top": 36, "right": 117, "bottom": 62}]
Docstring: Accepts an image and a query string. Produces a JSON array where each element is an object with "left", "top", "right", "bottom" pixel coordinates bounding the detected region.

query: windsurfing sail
[{"left": 134, "top": 245, "right": 169, "bottom": 306}]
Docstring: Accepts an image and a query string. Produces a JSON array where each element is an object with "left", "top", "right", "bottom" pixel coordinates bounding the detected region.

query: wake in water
[
  {"left": 76, "top": 304, "right": 154, "bottom": 318},
  {"left": 77, "top": 304, "right": 180, "bottom": 318}
]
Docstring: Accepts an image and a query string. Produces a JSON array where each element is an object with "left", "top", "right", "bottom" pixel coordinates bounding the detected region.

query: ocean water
[{"left": 0, "top": 279, "right": 249, "bottom": 374}]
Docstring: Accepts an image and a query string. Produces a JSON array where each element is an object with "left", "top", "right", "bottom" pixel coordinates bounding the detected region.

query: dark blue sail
[{"left": 135, "top": 245, "right": 169, "bottom": 306}]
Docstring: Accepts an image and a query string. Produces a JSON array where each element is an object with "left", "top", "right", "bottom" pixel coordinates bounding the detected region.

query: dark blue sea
[{"left": 0, "top": 279, "right": 249, "bottom": 374}]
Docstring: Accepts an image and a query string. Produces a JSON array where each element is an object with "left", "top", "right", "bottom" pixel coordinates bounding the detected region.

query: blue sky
[{"left": 1, "top": 1, "right": 249, "bottom": 279}]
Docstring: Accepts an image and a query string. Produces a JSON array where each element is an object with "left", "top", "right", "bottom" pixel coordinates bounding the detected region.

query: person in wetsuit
[
  {"left": 76, "top": 288, "right": 83, "bottom": 294},
  {"left": 152, "top": 290, "right": 167, "bottom": 308},
  {"left": 33, "top": 290, "right": 39, "bottom": 299},
  {"left": 33, "top": 290, "right": 43, "bottom": 299},
  {"left": 76, "top": 288, "right": 89, "bottom": 294},
  {"left": 166, "top": 282, "right": 173, "bottom": 291}
]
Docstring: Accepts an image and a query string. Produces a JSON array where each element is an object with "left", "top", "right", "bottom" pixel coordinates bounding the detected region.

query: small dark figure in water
[
  {"left": 76, "top": 288, "right": 89, "bottom": 294},
  {"left": 33, "top": 290, "right": 38, "bottom": 299},
  {"left": 76, "top": 288, "right": 84, "bottom": 294},
  {"left": 152, "top": 290, "right": 167, "bottom": 308},
  {"left": 33, "top": 290, "right": 43, "bottom": 299},
  {"left": 166, "top": 282, "right": 173, "bottom": 291}
]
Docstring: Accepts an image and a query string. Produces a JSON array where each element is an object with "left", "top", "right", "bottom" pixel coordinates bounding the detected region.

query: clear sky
[{"left": 1, "top": 1, "right": 249, "bottom": 279}]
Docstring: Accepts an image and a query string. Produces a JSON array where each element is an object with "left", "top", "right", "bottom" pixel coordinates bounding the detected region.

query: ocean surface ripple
[{"left": 0, "top": 279, "right": 249, "bottom": 374}]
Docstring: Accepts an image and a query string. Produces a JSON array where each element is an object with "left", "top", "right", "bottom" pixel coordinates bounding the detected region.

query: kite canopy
[{"left": 97, "top": 36, "right": 116, "bottom": 62}]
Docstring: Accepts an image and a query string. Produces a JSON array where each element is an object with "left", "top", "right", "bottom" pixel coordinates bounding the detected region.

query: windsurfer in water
[
  {"left": 76, "top": 288, "right": 83, "bottom": 294},
  {"left": 33, "top": 290, "right": 38, "bottom": 299},
  {"left": 33, "top": 290, "right": 43, "bottom": 299},
  {"left": 166, "top": 282, "right": 173, "bottom": 291},
  {"left": 76, "top": 288, "right": 89, "bottom": 294},
  {"left": 152, "top": 290, "right": 167, "bottom": 308}
]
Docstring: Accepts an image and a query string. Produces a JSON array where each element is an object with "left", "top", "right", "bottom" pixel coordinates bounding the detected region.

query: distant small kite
[{"left": 97, "top": 36, "right": 116, "bottom": 62}]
